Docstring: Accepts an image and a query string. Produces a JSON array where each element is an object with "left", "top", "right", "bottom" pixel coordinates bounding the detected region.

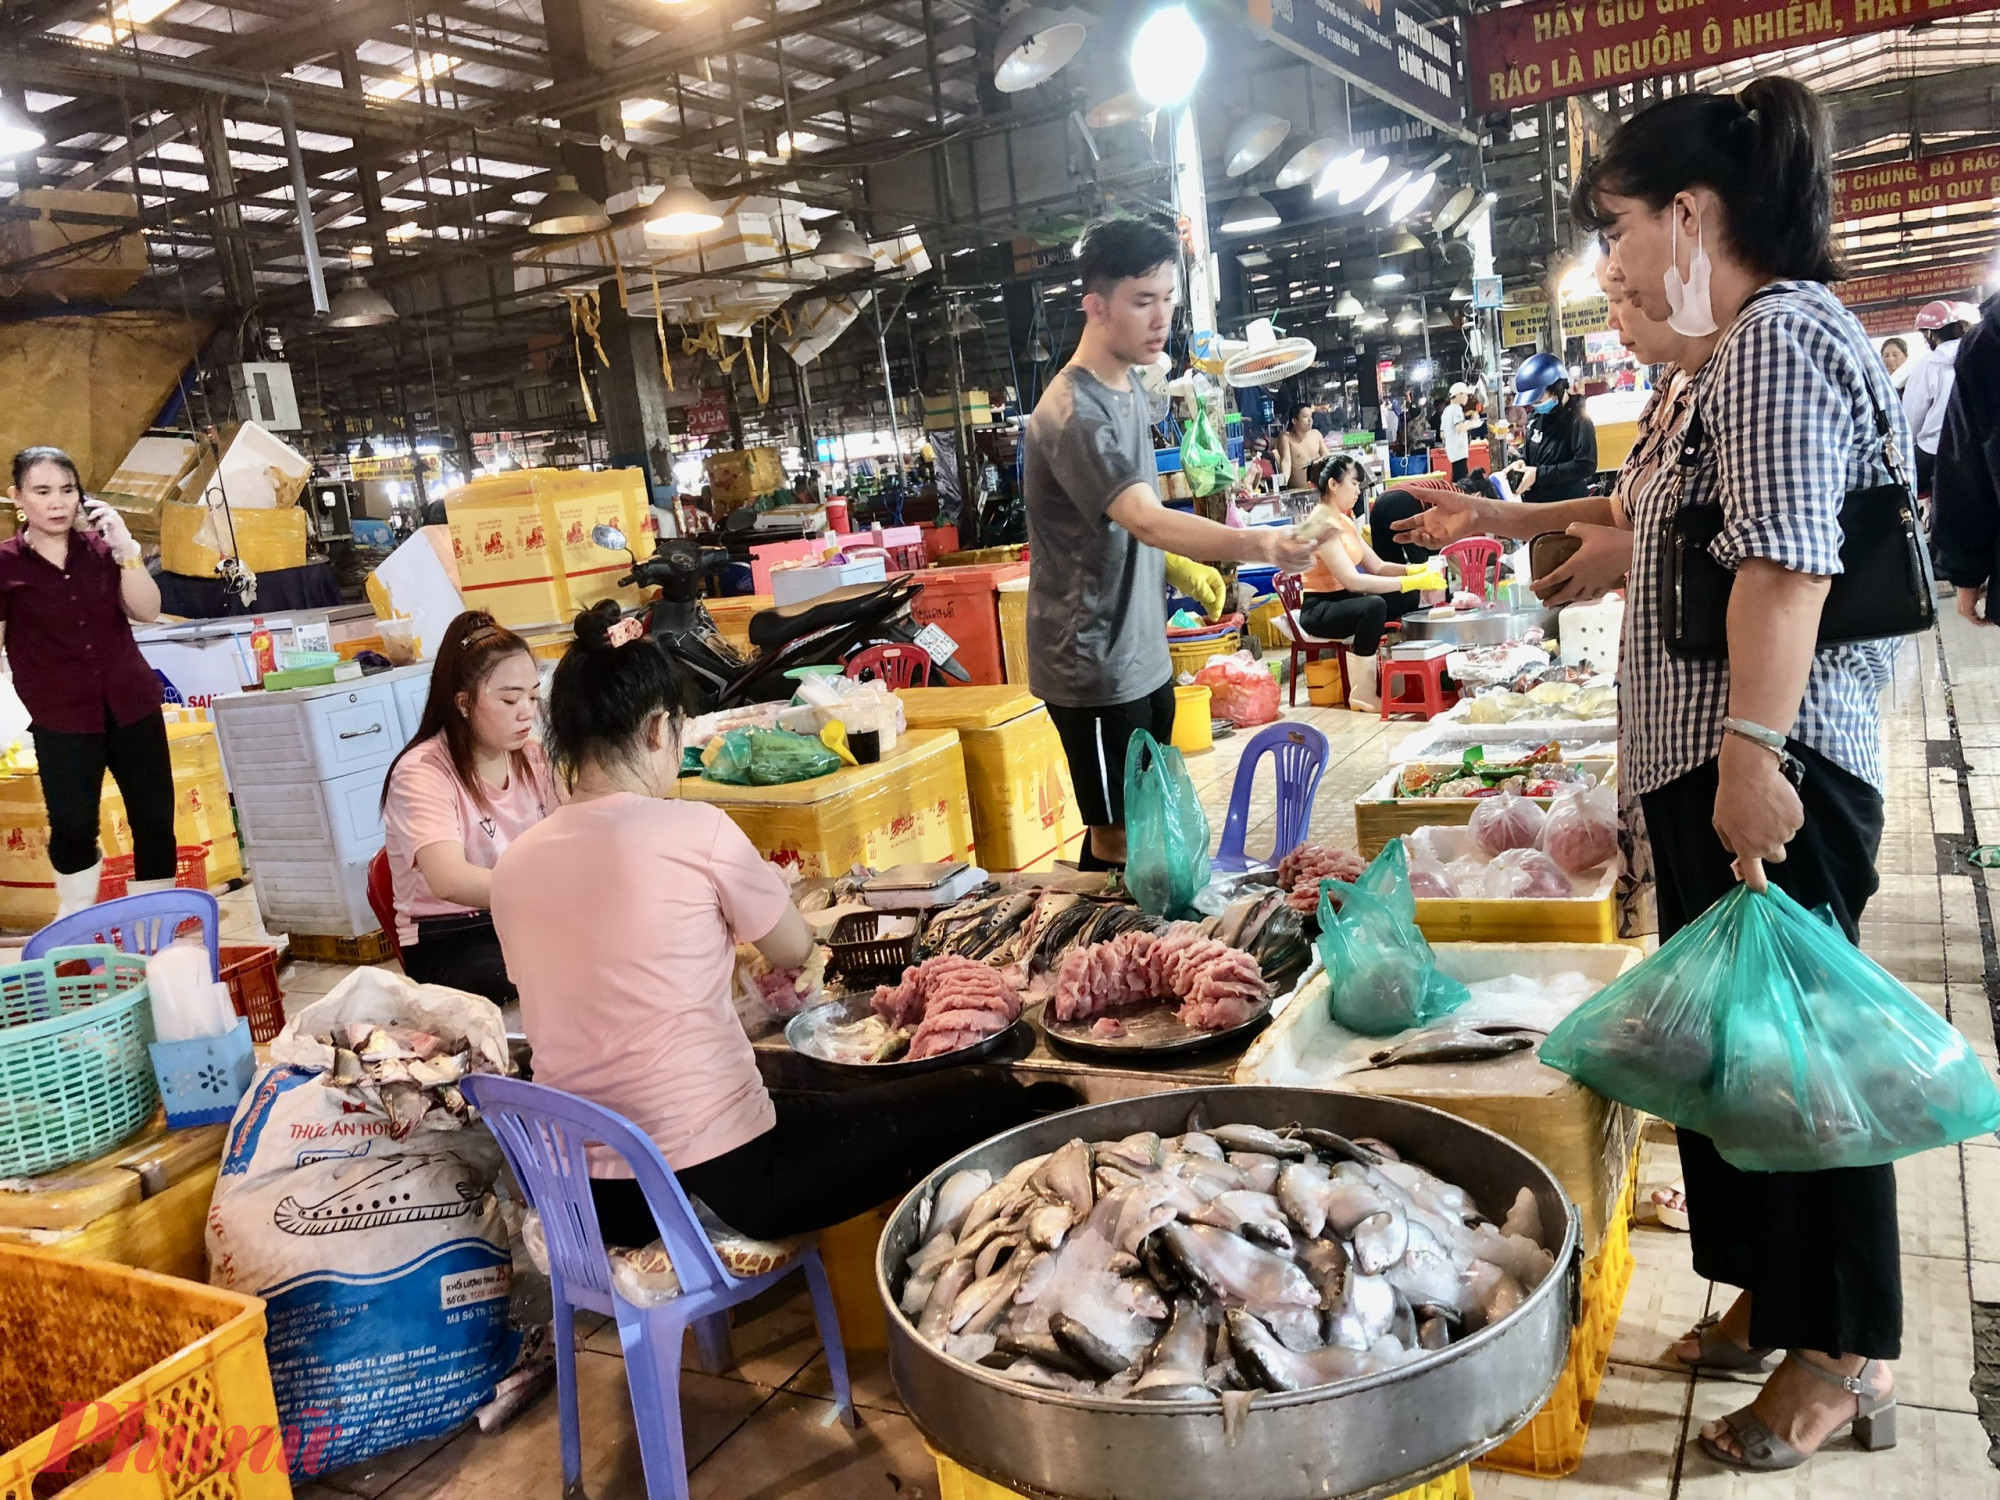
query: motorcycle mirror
[{"left": 591, "top": 523, "right": 627, "bottom": 552}]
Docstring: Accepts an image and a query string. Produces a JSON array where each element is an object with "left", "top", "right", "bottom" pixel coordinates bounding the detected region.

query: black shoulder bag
[{"left": 1659, "top": 340, "right": 1937, "bottom": 661}]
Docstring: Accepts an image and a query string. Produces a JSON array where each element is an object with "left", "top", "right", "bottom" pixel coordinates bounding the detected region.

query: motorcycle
[{"left": 590, "top": 524, "right": 970, "bottom": 713}]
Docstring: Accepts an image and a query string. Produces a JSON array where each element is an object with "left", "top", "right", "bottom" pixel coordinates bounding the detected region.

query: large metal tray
[
  {"left": 878, "top": 1087, "right": 1579, "bottom": 1500},
  {"left": 785, "top": 994, "right": 1029, "bottom": 1078}
]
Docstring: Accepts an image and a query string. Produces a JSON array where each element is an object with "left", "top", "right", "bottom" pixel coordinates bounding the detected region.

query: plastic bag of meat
[
  {"left": 1315, "top": 844, "right": 1468, "bottom": 1035},
  {"left": 1542, "top": 780, "right": 1619, "bottom": 873},
  {"left": 1469, "top": 791, "right": 1547, "bottom": 855},
  {"left": 1486, "top": 847, "right": 1574, "bottom": 899},
  {"left": 1407, "top": 854, "right": 1459, "bottom": 898}
]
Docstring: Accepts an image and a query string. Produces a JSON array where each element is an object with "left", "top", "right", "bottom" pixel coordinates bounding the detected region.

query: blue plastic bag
[
  {"left": 1315, "top": 842, "right": 1469, "bottom": 1036},
  {"left": 1123, "top": 729, "right": 1211, "bottom": 919},
  {"left": 1540, "top": 882, "right": 2000, "bottom": 1172}
]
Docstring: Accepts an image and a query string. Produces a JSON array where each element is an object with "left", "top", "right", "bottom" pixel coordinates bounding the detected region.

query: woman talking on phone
[{"left": 0, "top": 447, "right": 173, "bottom": 916}]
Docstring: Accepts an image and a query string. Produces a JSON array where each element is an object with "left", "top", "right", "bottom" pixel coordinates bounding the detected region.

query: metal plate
[
  {"left": 879, "top": 1088, "right": 1579, "bottom": 1500},
  {"left": 1038, "top": 993, "right": 1274, "bottom": 1057},
  {"left": 784, "top": 994, "right": 1030, "bottom": 1078}
]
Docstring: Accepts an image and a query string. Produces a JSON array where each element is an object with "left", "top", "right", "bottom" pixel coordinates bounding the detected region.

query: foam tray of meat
[{"left": 1040, "top": 924, "right": 1276, "bottom": 1058}]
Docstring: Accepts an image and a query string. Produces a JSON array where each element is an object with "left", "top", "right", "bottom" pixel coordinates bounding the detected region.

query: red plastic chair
[
  {"left": 1441, "top": 537, "right": 1504, "bottom": 603},
  {"left": 845, "top": 643, "right": 928, "bottom": 689},
  {"left": 1272, "top": 574, "right": 1349, "bottom": 708},
  {"left": 366, "top": 848, "right": 405, "bottom": 965}
]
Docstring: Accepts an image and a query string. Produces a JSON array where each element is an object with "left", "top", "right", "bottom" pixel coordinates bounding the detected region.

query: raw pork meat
[
  {"left": 1278, "top": 843, "right": 1369, "bottom": 912},
  {"left": 875, "top": 955, "right": 1025, "bottom": 1060},
  {"left": 1051, "top": 923, "right": 1267, "bottom": 1031}
]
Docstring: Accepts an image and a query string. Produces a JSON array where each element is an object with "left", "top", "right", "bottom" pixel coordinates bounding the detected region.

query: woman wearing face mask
[
  {"left": 1570, "top": 76, "right": 1904, "bottom": 1473},
  {"left": 1295, "top": 457, "right": 1444, "bottom": 714},
  {"left": 1509, "top": 354, "right": 1599, "bottom": 502},
  {"left": 381, "top": 611, "right": 557, "bottom": 1001},
  {"left": 0, "top": 447, "right": 174, "bottom": 916}
]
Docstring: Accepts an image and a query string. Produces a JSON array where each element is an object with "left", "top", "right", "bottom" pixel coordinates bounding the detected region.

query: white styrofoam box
[
  {"left": 1559, "top": 597, "right": 1624, "bottom": 673},
  {"left": 251, "top": 853, "right": 377, "bottom": 938},
  {"left": 770, "top": 556, "right": 887, "bottom": 607},
  {"left": 233, "top": 762, "right": 387, "bottom": 863},
  {"left": 180, "top": 421, "right": 310, "bottom": 510},
  {"left": 140, "top": 635, "right": 261, "bottom": 710},
  {"left": 213, "top": 680, "right": 400, "bottom": 784}
]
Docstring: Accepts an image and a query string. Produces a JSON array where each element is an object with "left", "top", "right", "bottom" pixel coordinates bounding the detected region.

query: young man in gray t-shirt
[{"left": 1024, "top": 214, "right": 1314, "bottom": 872}]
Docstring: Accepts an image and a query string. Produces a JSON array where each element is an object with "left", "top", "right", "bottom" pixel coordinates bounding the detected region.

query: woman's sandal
[
  {"left": 1676, "top": 1313, "right": 1775, "bottom": 1372},
  {"left": 1651, "top": 1181, "right": 1689, "bottom": 1231},
  {"left": 1698, "top": 1355, "right": 1896, "bottom": 1471}
]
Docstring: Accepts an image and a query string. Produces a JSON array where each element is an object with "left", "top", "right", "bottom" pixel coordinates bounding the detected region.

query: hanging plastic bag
[
  {"left": 1540, "top": 882, "right": 2000, "bottom": 1172},
  {"left": 1315, "top": 843, "right": 1469, "bottom": 1035},
  {"left": 1542, "top": 780, "right": 1619, "bottom": 873},
  {"left": 1181, "top": 395, "right": 1240, "bottom": 498},
  {"left": 702, "top": 727, "right": 842, "bottom": 785},
  {"left": 1123, "top": 729, "right": 1212, "bottom": 918},
  {"left": 1193, "top": 651, "right": 1281, "bottom": 727}
]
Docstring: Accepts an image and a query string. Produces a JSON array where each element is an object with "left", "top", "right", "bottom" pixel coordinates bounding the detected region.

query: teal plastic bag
[
  {"left": 1315, "top": 843, "right": 1469, "bottom": 1036},
  {"left": 1181, "top": 395, "right": 1239, "bottom": 499},
  {"left": 702, "top": 728, "right": 842, "bottom": 786},
  {"left": 1123, "top": 729, "right": 1211, "bottom": 918},
  {"left": 1540, "top": 882, "right": 2000, "bottom": 1172}
]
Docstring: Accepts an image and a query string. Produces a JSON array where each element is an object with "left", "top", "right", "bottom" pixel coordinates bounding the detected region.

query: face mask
[
  {"left": 1663, "top": 208, "right": 1718, "bottom": 337},
  {"left": 1533, "top": 396, "right": 1558, "bottom": 415}
]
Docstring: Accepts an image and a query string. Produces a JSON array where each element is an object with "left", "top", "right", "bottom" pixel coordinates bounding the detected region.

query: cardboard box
[
  {"left": 0, "top": 189, "right": 149, "bottom": 301},
  {"left": 676, "top": 728, "right": 974, "bottom": 879},
  {"left": 895, "top": 688, "right": 1084, "bottom": 872},
  {"left": 99, "top": 435, "right": 200, "bottom": 545},
  {"left": 704, "top": 447, "right": 787, "bottom": 511},
  {"left": 922, "top": 391, "right": 992, "bottom": 431},
  {"left": 159, "top": 500, "right": 307, "bottom": 578},
  {"left": 177, "top": 422, "right": 312, "bottom": 512}
]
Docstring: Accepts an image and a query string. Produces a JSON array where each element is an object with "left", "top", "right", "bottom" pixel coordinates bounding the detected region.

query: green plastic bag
[
  {"left": 701, "top": 728, "right": 842, "bottom": 786},
  {"left": 1123, "top": 729, "right": 1211, "bottom": 918},
  {"left": 1540, "top": 882, "right": 2000, "bottom": 1172},
  {"left": 1315, "top": 842, "right": 1469, "bottom": 1036},
  {"left": 1180, "top": 395, "right": 1239, "bottom": 499}
]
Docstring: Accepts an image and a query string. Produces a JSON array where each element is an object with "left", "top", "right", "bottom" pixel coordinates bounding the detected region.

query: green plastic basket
[{"left": 0, "top": 945, "right": 155, "bottom": 1178}]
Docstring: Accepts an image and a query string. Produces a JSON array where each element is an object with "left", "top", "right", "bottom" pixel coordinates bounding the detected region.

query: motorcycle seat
[{"left": 747, "top": 580, "right": 912, "bottom": 648}]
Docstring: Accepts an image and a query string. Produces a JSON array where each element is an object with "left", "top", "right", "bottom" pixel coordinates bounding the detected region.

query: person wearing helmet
[
  {"left": 1903, "top": 299, "right": 1974, "bottom": 496},
  {"left": 1509, "top": 352, "right": 1599, "bottom": 501}
]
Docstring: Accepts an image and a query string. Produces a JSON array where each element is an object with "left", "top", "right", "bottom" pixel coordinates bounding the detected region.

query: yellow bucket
[
  {"left": 1172, "top": 684, "right": 1213, "bottom": 754},
  {"left": 1305, "top": 655, "right": 1346, "bottom": 706},
  {"left": 817, "top": 1201, "right": 895, "bottom": 1352}
]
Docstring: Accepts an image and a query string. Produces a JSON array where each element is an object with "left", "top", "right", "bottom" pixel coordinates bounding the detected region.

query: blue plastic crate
[
  {"left": 1155, "top": 447, "right": 1183, "bottom": 474},
  {"left": 1225, "top": 435, "right": 1245, "bottom": 463},
  {"left": 149, "top": 1017, "right": 256, "bottom": 1128},
  {"left": 1237, "top": 564, "right": 1278, "bottom": 595}
]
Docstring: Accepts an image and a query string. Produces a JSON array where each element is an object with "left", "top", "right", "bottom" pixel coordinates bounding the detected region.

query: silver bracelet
[{"left": 1722, "top": 717, "right": 1803, "bottom": 785}]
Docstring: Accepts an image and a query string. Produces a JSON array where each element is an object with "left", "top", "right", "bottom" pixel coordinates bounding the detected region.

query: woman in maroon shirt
[{"left": 2, "top": 447, "right": 174, "bottom": 915}]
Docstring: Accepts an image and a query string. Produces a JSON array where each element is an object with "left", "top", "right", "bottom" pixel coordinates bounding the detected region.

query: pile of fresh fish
[
  {"left": 897, "top": 1119, "right": 1553, "bottom": 1398},
  {"left": 1195, "top": 887, "right": 1310, "bottom": 991},
  {"left": 316, "top": 1021, "right": 500, "bottom": 1136}
]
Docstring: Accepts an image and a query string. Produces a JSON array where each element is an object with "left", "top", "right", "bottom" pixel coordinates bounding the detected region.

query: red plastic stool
[{"left": 1379, "top": 656, "right": 1459, "bottom": 721}]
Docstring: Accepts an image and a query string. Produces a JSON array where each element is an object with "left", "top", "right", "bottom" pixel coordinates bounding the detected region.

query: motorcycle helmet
[
  {"left": 1915, "top": 300, "right": 1958, "bottom": 331},
  {"left": 1513, "top": 351, "right": 1568, "bottom": 407}
]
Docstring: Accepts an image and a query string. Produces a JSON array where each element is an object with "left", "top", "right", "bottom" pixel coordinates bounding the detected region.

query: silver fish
[
  {"left": 1099, "top": 1132, "right": 1165, "bottom": 1173},
  {"left": 1211, "top": 1123, "right": 1311, "bottom": 1160},
  {"left": 1384, "top": 1220, "right": 1469, "bottom": 1316},
  {"left": 1327, "top": 1271, "right": 1398, "bottom": 1351},
  {"left": 1157, "top": 1223, "right": 1317, "bottom": 1307},
  {"left": 1032, "top": 1139, "right": 1096, "bottom": 1216},
  {"left": 1228, "top": 1310, "right": 1393, "bottom": 1393},
  {"left": 1351, "top": 1209, "right": 1409, "bottom": 1275},
  {"left": 932, "top": 1169, "right": 993, "bottom": 1238},
  {"left": 1293, "top": 1237, "right": 1349, "bottom": 1310},
  {"left": 1132, "top": 1299, "right": 1213, "bottom": 1398},
  {"left": 954, "top": 1266, "right": 1025, "bottom": 1335},
  {"left": 919, "top": 1260, "right": 975, "bottom": 1344},
  {"left": 1276, "top": 1162, "right": 1330, "bottom": 1238},
  {"left": 1364, "top": 1023, "right": 1544, "bottom": 1070},
  {"left": 959, "top": 1179, "right": 1021, "bottom": 1241},
  {"left": 1050, "top": 1311, "right": 1134, "bottom": 1377},
  {"left": 1172, "top": 1132, "right": 1226, "bottom": 1162},
  {"left": 1225, "top": 1153, "right": 1283, "bottom": 1194},
  {"left": 907, "top": 1230, "right": 958, "bottom": 1280},
  {"left": 1191, "top": 1191, "right": 1295, "bottom": 1251},
  {"left": 974, "top": 1231, "right": 1021, "bottom": 1280},
  {"left": 1027, "top": 1203, "right": 1073, "bottom": 1252},
  {"left": 1015, "top": 1250, "right": 1060, "bottom": 1304}
]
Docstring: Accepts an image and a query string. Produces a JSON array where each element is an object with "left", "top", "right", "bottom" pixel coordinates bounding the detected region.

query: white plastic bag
[{"left": 1541, "top": 780, "right": 1618, "bottom": 873}]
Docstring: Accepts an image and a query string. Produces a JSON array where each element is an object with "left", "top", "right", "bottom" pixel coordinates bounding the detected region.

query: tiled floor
[{"left": 289, "top": 617, "right": 2000, "bottom": 1500}]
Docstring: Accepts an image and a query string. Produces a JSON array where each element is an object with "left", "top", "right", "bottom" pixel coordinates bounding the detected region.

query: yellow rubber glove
[
  {"left": 1165, "top": 553, "right": 1227, "bottom": 620},
  {"left": 1400, "top": 568, "right": 1449, "bottom": 593}
]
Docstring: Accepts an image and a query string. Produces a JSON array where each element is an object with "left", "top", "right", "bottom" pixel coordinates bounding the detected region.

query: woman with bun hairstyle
[
  {"left": 1563, "top": 77, "right": 1907, "bottom": 1471},
  {"left": 490, "top": 601, "right": 1069, "bottom": 1244},
  {"left": 0, "top": 446, "right": 173, "bottom": 916},
  {"left": 380, "top": 610, "right": 556, "bottom": 1000}
]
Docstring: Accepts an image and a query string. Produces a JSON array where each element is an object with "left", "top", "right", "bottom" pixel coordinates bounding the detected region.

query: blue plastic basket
[
  {"left": 0, "top": 946, "right": 154, "bottom": 1177},
  {"left": 149, "top": 1017, "right": 256, "bottom": 1128}
]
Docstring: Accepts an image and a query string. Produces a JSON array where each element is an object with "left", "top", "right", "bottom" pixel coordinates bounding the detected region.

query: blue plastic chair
[
  {"left": 459, "top": 1075, "right": 855, "bottom": 1500},
  {"left": 24, "top": 889, "right": 221, "bottom": 980},
  {"left": 1213, "top": 722, "right": 1330, "bottom": 875}
]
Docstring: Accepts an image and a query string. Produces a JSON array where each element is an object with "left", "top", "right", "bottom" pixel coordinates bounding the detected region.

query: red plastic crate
[
  {"left": 220, "top": 943, "right": 286, "bottom": 1042},
  {"left": 98, "top": 844, "right": 211, "bottom": 901}
]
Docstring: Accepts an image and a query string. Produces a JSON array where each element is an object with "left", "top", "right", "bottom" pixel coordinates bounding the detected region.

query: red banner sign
[
  {"left": 686, "top": 389, "right": 730, "bottom": 438},
  {"left": 1856, "top": 305, "right": 1921, "bottom": 336},
  {"left": 1471, "top": 0, "right": 2000, "bottom": 114},
  {"left": 1834, "top": 259, "right": 1987, "bottom": 309},
  {"left": 1835, "top": 145, "right": 2000, "bottom": 222}
]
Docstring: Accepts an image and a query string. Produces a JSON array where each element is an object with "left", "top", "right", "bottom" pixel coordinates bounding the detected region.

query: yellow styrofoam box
[
  {"left": 894, "top": 690, "right": 1083, "bottom": 872},
  {"left": 159, "top": 501, "right": 307, "bottom": 578},
  {"left": 676, "top": 729, "right": 975, "bottom": 879},
  {"left": 704, "top": 447, "right": 786, "bottom": 509},
  {"left": 444, "top": 470, "right": 652, "bottom": 628},
  {"left": 0, "top": 1116, "right": 222, "bottom": 1282},
  {"left": 997, "top": 578, "right": 1028, "bottom": 685}
]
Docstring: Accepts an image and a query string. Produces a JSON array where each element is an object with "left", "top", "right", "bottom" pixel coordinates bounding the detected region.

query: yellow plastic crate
[
  {"left": 0, "top": 1243, "right": 289, "bottom": 1500},
  {"left": 1477, "top": 1145, "right": 1639, "bottom": 1477},
  {"left": 287, "top": 930, "right": 393, "bottom": 964},
  {"left": 1167, "top": 631, "right": 1238, "bottom": 680},
  {"left": 930, "top": 1446, "right": 1473, "bottom": 1500}
]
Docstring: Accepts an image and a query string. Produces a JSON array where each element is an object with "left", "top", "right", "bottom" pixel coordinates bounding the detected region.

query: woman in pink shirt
[
  {"left": 492, "top": 601, "right": 1066, "bottom": 1244},
  {"left": 382, "top": 612, "right": 556, "bottom": 1001}
]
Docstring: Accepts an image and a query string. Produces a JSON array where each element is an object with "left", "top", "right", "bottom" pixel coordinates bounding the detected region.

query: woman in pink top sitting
[
  {"left": 492, "top": 601, "right": 1068, "bottom": 1244},
  {"left": 381, "top": 612, "right": 557, "bottom": 1002}
]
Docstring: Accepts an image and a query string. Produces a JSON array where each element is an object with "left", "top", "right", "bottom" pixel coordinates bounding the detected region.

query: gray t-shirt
[{"left": 1022, "top": 365, "right": 1170, "bottom": 707}]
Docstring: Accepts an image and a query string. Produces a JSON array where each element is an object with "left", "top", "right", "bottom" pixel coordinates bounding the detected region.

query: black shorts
[{"left": 1046, "top": 680, "right": 1179, "bottom": 829}]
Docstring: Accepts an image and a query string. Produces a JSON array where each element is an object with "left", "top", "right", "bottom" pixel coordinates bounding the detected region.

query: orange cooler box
[{"left": 909, "top": 562, "right": 1030, "bottom": 687}]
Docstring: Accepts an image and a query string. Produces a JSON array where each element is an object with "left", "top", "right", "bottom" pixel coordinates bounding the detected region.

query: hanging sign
[
  {"left": 1470, "top": 0, "right": 2000, "bottom": 114},
  {"left": 1499, "top": 300, "right": 1551, "bottom": 347},
  {"left": 1835, "top": 146, "right": 2000, "bottom": 222},
  {"left": 1560, "top": 294, "right": 1612, "bottom": 336},
  {"left": 1835, "top": 259, "right": 1988, "bottom": 309},
  {"left": 1241, "top": 0, "right": 1472, "bottom": 140},
  {"left": 686, "top": 389, "right": 731, "bottom": 438},
  {"left": 350, "top": 455, "right": 441, "bottom": 481}
]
